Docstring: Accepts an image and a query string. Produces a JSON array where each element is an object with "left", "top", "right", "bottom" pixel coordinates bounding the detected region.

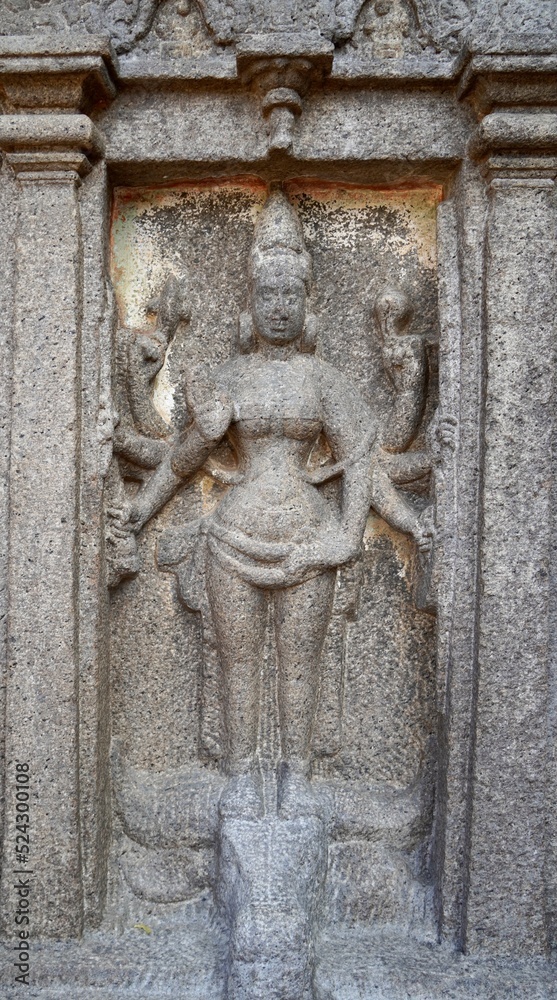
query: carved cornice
[
  {"left": 0, "top": 35, "right": 118, "bottom": 114},
  {"left": 458, "top": 53, "right": 557, "bottom": 116}
]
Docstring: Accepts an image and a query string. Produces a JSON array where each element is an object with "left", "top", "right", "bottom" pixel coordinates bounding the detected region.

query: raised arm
[
  {"left": 320, "top": 360, "right": 431, "bottom": 555},
  {"left": 128, "top": 381, "right": 233, "bottom": 532},
  {"left": 374, "top": 285, "right": 427, "bottom": 452}
]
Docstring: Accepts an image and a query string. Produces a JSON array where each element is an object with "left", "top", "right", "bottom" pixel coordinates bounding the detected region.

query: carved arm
[
  {"left": 128, "top": 393, "right": 234, "bottom": 533},
  {"left": 113, "top": 425, "right": 168, "bottom": 469},
  {"left": 374, "top": 285, "right": 427, "bottom": 452},
  {"left": 369, "top": 445, "right": 433, "bottom": 553},
  {"left": 320, "top": 362, "right": 377, "bottom": 554}
]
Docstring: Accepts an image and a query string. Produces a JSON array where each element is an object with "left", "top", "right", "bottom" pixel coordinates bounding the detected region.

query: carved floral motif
[{"left": 0, "top": 0, "right": 474, "bottom": 55}]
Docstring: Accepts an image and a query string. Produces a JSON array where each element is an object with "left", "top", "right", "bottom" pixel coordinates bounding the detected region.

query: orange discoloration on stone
[
  {"left": 364, "top": 512, "right": 415, "bottom": 583},
  {"left": 111, "top": 174, "right": 439, "bottom": 429}
]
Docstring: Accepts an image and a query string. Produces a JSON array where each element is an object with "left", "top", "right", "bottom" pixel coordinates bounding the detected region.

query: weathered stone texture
[
  {"left": 0, "top": 2, "right": 556, "bottom": 998},
  {"left": 467, "top": 160, "right": 556, "bottom": 956},
  {"left": 1, "top": 163, "right": 84, "bottom": 937}
]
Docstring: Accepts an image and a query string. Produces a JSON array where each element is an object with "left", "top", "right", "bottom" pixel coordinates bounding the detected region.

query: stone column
[
  {"left": 0, "top": 42, "right": 116, "bottom": 939},
  {"left": 465, "top": 112, "right": 557, "bottom": 956}
]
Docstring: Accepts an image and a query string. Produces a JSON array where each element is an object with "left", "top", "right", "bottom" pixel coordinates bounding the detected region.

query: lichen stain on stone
[
  {"left": 112, "top": 177, "right": 270, "bottom": 425},
  {"left": 111, "top": 176, "right": 268, "bottom": 330},
  {"left": 285, "top": 179, "right": 441, "bottom": 271}
]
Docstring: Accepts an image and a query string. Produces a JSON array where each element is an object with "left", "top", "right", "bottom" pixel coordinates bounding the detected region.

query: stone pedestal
[{"left": 218, "top": 812, "right": 327, "bottom": 1000}]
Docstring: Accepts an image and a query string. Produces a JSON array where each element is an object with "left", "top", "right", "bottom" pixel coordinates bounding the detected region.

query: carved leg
[
  {"left": 205, "top": 554, "right": 267, "bottom": 778},
  {"left": 274, "top": 571, "right": 335, "bottom": 817}
]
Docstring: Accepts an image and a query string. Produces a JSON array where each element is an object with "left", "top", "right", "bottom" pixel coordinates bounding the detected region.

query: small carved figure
[
  {"left": 362, "top": 0, "right": 411, "bottom": 58},
  {"left": 369, "top": 284, "right": 433, "bottom": 555},
  {"left": 106, "top": 274, "right": 190, "bottom": 587},
  {"left": 111, "top": 190, "right": 432, "bottom": 822}
]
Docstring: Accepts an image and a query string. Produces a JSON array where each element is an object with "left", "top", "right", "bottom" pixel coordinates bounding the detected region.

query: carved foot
[
  {"left": 219, "top": 771, "right": 263, "bottom": 821},
  {"left": 278, "top": 765, "right": 323, "bottom": 820}
]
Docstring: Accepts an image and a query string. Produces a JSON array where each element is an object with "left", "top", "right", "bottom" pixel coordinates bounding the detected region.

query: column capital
[
  {"left": 469, "top": 110, "right": 557, "bottom": 184},
  {"left": 0, "top": 36, "right": 116, "bottom": 177},
  {"left": 0, "top": 113, "right": 105, "bottom": 179},
  {"left": 458, "top": 53, "right": 557, "bottom": 117}
]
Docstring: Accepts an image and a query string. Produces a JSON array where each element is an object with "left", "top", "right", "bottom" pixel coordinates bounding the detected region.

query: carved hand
[
  {"left": 436, "top": 414, "right": 457, "bottom": 451},
  {"left": 194, "top": 394, "right": 234, "bottom": 445},
  {"left": 382, "top": 335, "right": 425, "bottom": 393},
  {"left": 281, "top": 524, "right": 360, "bottom": 581},
  {"left": 106, "top": 500, "right": 133, "bottom": 541},
  {"left": 128, "top": 493, "right": 155, "bottom": 532}
]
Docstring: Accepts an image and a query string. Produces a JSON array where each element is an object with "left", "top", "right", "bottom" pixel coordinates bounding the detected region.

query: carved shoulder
[{"left": 316, "top": 358, "right": 376, "bottom": 459}]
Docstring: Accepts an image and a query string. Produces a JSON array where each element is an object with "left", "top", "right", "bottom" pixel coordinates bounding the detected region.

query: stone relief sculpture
[
  {"left": 107, "top": 187, "right": 441, "bottom": 997},
  {"left": 108, "top": 188, "right": 434, "bottom": 807},
  {"left": 352, "top": 0, "right": 419, "bottom": 58},
  {"left": 133, "top": 0, "right": 218, "bottom": 57},
  {"left": 0, "top": 0, "right": 473, "bottom": 57},
  {"left": 106, "top": 274, "right": 189, "bottom": 586},
  {"left": 0, "top": 0, "right": 163, "bottom": 51},
  {"left": 412, "top": 0, "right": 473, "bottom": 53},
  {"left": 1, "top": 1, "right": 555, "bottom": 995}
]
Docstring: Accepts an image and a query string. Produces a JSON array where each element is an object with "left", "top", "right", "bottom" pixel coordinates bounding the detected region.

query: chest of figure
[{"left": 231, "top": 361, "right": 322, "bottom": 441}]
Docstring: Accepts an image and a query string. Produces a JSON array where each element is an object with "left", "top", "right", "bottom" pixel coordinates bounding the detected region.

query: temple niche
[
  {"left": 1, "top": 0, "right": 556, "bottom": 993},
  {"left": 107, "top": 178, "right": 441, "bottom": 991}
]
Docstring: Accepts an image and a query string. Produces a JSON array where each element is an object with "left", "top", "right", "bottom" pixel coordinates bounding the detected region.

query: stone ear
[
  {"left": 300, "top": 313, "right": 318, "bottom": 353},
  {"left": 237, "top": 311, "right": 256, "bottom": 353}
]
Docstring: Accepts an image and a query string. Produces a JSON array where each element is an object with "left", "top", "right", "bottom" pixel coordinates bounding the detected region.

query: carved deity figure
[
  {"left": 109, "top": 189, "right": 433, "bottom": 820},
  {"left": 360, "top": 0, "right": 413, "bottom": 58}
]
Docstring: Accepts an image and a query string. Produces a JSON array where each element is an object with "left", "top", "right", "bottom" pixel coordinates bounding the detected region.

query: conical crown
[{"left": 250, "top": 189, "right": 311, "bottom": 285}]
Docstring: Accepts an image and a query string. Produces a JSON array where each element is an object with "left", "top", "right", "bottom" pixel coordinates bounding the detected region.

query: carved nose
[{"left": 273, "top": 298, "right": 289, "bottom": 317}]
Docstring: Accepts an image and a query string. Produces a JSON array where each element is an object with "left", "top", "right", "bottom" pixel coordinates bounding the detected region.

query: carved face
[{"left": 251, "top": 261, "right": 306, "bottom": 347}]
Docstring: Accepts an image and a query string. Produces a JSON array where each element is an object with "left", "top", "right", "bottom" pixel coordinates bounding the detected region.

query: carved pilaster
[
  {"left": 464, "top": 110, "right": 557, "bottom": 956},
  {"left": 0, "top": 42, "right": 116, "bottom": 939},
  {"left": 0, "top": 113, "right": 104, "bottom": 181}
]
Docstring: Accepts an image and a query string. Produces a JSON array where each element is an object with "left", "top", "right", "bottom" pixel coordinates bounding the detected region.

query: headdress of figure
[{"left": 238, "top": 188, "right": 317, "bottom": 353}]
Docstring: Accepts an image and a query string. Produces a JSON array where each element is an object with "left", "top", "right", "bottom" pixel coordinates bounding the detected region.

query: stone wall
[{"left": 0, "top": 2, "right": 556, "bottom": 997}]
